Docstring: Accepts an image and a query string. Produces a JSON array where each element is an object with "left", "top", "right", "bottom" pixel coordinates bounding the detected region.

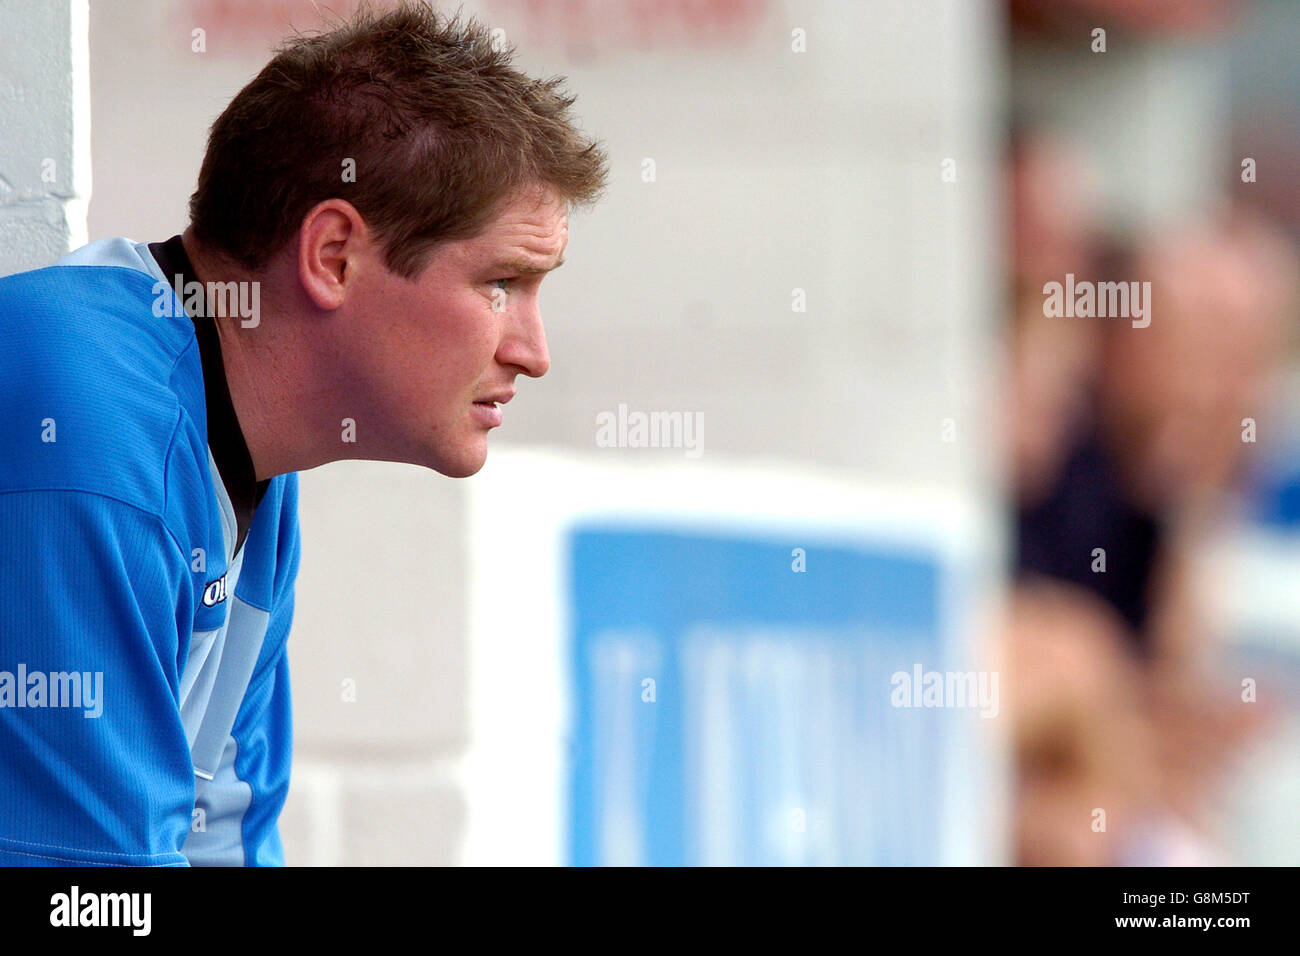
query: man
[{"left": 0, "top": 2, "right": 607, "bottom": 865}]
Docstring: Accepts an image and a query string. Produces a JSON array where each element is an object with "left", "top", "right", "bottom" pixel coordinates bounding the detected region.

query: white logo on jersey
[{"left": 202, "top": 574, "right": 228, "bottom": 607}]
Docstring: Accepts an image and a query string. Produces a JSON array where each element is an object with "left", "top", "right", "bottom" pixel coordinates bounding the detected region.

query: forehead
[{"left": 467, "top": 187, "right": 569, "bottom": 259}]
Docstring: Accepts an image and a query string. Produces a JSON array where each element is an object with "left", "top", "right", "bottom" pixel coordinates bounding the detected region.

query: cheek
[
  {"left": 423, "top": 302, "right": 501, "bottom": 403},
  {"left": 443, "top": 302, "right": 500, "bottom": 364}
]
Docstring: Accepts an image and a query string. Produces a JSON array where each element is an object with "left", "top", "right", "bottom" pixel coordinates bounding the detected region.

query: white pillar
[{"left": 0, "top": 0, "right": 91, "bottom": 277}]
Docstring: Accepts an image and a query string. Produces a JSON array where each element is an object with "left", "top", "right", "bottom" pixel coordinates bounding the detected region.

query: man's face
[{"left": 346, "top": 186, "right": 566, "bottom": 477}]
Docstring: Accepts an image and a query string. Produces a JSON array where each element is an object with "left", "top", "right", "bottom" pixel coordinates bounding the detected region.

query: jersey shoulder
[{"left": 0, "top": 238, "right": 205, "bottom": 518}]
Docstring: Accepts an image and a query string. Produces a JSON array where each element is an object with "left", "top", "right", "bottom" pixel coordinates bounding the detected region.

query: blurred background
[{"left": 2, "top": 0, "right": 1297, "bottom": 865}]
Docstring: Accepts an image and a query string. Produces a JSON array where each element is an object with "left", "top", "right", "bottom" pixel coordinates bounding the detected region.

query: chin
[
  {"left": 431, "top": 445, "right": 488, "bottom": 478},
  {"left": 441, "top": 461, "right": 485, "bottom": 479}
]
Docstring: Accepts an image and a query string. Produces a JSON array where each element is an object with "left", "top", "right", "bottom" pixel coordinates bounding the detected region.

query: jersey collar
[{"left": 148, "top": 234, "right": 268, "bottom": 556}]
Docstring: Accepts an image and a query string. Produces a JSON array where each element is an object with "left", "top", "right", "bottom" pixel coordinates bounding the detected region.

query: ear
[{"left": 297, "top": 199, "right": 367, "bottom": 310}]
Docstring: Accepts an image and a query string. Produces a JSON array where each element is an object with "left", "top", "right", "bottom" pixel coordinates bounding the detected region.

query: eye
[{"left": 490, "top": 278, "right": 512, "bottom": 292}]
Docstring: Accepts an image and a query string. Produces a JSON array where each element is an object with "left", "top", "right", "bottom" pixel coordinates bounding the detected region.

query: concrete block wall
[{"left": 0, "top": 0, "right": 90, "bottom": 277}]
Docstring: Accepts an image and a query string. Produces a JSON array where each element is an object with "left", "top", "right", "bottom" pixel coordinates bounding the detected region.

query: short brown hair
[{"left": 188, "top": 1, "right": 608, "bottom": 279}]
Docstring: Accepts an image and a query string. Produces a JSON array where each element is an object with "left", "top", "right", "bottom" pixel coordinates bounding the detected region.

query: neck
[{"left": 181, "top": 228, "right": 334, "bottom": 480}]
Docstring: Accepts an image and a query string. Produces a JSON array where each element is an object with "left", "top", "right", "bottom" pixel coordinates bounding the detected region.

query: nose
[{"left": 498, "top": 297, "right": 550, "bottom": 378}]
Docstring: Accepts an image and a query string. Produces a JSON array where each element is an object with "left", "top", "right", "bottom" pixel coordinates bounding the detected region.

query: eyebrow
[{"left": 490, "top": 256, "right": 565, "bottom": 275}]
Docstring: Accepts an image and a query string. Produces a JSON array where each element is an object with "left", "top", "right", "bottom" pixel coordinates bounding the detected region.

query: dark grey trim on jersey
[{"left": 149, "top": 235, "right": 267, "bottom": 555}]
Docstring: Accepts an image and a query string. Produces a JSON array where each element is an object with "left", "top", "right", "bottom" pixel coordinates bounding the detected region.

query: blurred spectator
[
  {"left": 1018, "top": 208, "right": 1297, "bottom": 649},
  {"left": 1003, "top": 118, "right": 1297, "bottom": 864},
  {"left": 1009, "top": 132, "right": 1106, "bottom": 297},
  {"left": 1006, "top": 581, "right": 1158, "bottom": 866}
]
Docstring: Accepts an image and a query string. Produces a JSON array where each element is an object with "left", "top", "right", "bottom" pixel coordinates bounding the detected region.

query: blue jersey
[{"left": 0, "top": 236, "right": 301, "bottom": 866}]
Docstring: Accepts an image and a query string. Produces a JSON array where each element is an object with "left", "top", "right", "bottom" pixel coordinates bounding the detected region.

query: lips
[{"left": 471, "top": 399, "right": 505, "bottom": 428}]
